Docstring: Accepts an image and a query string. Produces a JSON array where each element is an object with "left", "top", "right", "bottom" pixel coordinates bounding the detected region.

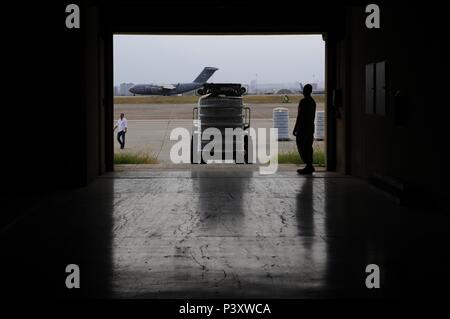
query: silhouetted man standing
[
  {"left": 114, "top": 113, "right": 128, "bottom": 149},
  {"left": 293, "top": 84, "right": 316, "bottom": 174}
]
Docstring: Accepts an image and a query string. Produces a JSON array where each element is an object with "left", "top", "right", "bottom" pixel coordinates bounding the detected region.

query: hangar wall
[
  {"left": 342, "top": 4, "right": 448, "bottom": 210},
  {"left": 5, "top": 2, "right": 90, "bottom": 189}
]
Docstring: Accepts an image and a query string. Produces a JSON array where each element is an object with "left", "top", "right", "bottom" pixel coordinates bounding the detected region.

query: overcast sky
[{"left": 114, "top": 35, "right": 324, "bottom": 86}]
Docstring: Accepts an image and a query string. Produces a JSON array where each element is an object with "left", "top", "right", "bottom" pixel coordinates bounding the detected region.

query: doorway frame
[{"left": 103, "top": 32, "right": 335, "bottom": 172}]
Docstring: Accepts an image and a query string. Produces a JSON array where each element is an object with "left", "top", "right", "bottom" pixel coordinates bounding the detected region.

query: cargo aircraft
[{"left": 129, "top": 67, "right": 218, "bottom": 96}]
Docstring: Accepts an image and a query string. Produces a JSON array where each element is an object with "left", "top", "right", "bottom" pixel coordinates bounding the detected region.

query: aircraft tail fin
[
  {"left": 298, "top": 82, "right": 304, "bottom": 92},
  {"left": 193, "top": 67, "right": 218, "bottom": 83}
]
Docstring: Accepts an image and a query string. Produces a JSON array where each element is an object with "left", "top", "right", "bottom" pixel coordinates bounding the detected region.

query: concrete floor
[{"left": 1, "top": 168, "right": 448, "bottom": 298}]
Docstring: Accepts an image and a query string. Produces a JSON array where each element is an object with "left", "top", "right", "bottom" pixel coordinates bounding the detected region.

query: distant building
[
  {"left": 119, "top": 83, "right": 134, "bottom": 96},
  {"left": 244, "top": 82, "right": 325, "bottom": 94}
]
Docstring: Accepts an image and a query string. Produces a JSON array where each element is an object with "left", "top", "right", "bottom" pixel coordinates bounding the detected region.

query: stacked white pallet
[
  {"left": 273, "top": 107, "right": 290, "bottom": 141},
  {"left": 314, "top": 111, "right": 325, "bottom": 140}
]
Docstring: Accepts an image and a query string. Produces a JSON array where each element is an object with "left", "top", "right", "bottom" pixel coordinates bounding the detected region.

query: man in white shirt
[{"left": 114, "top": 113, "right": 128, "bottom": 149}]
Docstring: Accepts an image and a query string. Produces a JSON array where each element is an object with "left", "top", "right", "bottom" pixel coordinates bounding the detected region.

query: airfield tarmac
[{"left": 113, "top": 103, "right": 325, "bottom": 163}]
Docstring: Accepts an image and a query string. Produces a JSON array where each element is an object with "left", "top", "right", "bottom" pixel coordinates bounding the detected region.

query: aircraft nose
[{"left": 129, "top": 86, "right": 136, "bottom": 94}]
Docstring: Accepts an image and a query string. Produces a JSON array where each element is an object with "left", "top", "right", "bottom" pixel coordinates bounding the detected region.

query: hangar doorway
[{"left": 112, "top": 34, "right": 327, "bottom": 170}]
